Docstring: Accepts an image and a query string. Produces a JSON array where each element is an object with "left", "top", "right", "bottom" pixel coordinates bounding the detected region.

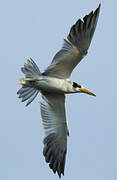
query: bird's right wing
[
  {"left": 43, "top": 4, "right": 100, "bottom": 79},
  {"left": 40, "top": 92, "right": 68, "bottom": 177}
]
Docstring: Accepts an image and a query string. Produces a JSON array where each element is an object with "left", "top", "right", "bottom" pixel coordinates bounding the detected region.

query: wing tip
[
  {"left": 94, "top": 3, "right": 101, "bottom": 17},
  {"left": 67, "top": 4, "right": 100, "bottom": 53},
  {"left": 43, "top": 133, "right": 66, "bottom": 178},
  {"left": 98, "top": 3, "right": 101, "bottom": 9}
]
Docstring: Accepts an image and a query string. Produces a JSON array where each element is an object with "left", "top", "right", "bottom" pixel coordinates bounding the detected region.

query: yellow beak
[{"left": 80, "top": 88, "right": 96, "bottom": 96}]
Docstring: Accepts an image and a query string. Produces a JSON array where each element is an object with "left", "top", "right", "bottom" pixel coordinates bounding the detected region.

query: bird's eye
[{"left": 72, "top": 82, "right": 81, "bottom": 88}]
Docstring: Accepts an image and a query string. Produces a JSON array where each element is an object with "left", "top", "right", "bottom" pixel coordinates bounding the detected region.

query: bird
[{"left": 17, "top": 4, "right": 100, "bottom": 178}]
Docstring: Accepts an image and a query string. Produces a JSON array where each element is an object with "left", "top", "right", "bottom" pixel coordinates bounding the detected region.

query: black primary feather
[
  {"left": 43, "top": 133, "right": 67, "bottom": 178},
  {"left": 67, "top": 4, "right": 100, "bottom": 54}
]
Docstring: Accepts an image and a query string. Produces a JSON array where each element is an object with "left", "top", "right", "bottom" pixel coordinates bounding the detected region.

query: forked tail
[{"left": 17, "top": 58, "right": 41, "bottom": 106}]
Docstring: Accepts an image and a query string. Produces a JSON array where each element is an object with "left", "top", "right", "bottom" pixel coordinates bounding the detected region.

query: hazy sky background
[{"left": 0, "top": 0, "right": 117, "bottom": 179}]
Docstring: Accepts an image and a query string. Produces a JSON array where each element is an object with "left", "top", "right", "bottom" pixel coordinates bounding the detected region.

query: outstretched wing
[
  {"left": 40, "top": 92, "right": 69, "bottom": 177},
  {"left": 43, "top": 4, "right": 100, "bottom": 79}
]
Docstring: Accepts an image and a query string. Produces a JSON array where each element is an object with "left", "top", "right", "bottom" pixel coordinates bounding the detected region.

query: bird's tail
[{"left": 17, "top": 58, "right": 41, "bottom": 106}]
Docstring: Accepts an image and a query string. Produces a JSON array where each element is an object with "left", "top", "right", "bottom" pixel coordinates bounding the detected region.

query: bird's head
[{"left": 72, "top": 82, "right": 96, "bottom": 96}]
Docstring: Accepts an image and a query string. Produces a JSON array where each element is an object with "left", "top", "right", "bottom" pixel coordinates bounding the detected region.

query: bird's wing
[
  {"left": 43, "top": 4, "right": 100, "bottom": 79},
  {"left": 40, "top": 92, "right": 68, "bottom": 177}
]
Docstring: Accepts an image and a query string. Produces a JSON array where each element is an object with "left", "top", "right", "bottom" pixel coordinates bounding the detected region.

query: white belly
[{"left": 35, "top": 76, "right": 69, "bottom": 93}]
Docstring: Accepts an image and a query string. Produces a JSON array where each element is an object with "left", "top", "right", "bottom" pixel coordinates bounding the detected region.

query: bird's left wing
[
  {"left": 43, "top": 4, "right": 100, "bottom": 79},
  {"left": 40, "top": 92, "right": 68, "bottom": 177}
]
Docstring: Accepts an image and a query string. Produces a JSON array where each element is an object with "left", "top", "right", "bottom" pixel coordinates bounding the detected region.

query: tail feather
[
  {"left": 21, "top": 58, "right": 40, "bottom": 78},
  {"left": 27, "top": 58, "right": 40, "bottom": 73},
  {"left": 17, "top": 85, "right": 30, "bottom": 94},
  {"left": 26, "top": 90, "right": 39, "bottom": 107},
  {"left": 17, "top": 58, "right": 40, "bottom": 106},
  {"left": 17, "top": 86, "right": 39, "bottom": 106},
  {"left": 18, "top": 87, "right": 33, "bottom": 98},
  {"left": 21, "top": 89, "right": 37, "bottom": 102}
]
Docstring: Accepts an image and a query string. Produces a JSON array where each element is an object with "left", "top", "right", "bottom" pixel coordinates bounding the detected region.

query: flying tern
[{"left": 17, "top": 4, "right": 100, "bottom": 178}]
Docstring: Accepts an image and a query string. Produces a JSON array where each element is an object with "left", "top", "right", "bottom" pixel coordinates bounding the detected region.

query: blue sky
[{"left": 0, "top": 0, "right": 117, "bottom": 179}]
